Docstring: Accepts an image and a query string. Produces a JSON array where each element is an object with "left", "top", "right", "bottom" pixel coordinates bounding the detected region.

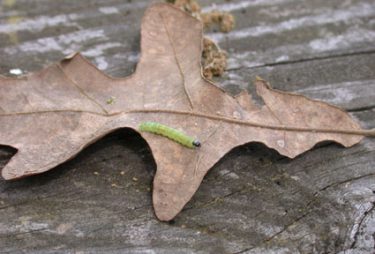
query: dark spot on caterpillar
[{"left": 193, "top": 140, "right": 201, "bottom": 147}]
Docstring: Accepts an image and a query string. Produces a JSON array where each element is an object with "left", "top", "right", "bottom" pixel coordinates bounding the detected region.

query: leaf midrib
[{"left": 1, "top": 108, "right": 374, "bottom": 137}]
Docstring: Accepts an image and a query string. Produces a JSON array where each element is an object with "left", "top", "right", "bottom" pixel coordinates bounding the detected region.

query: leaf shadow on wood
[
  {"left": 0, "top": 134, "right": 370, "bottom": 253},
  {"left": 0, "top": 135, "right": 349, "bottom": 214},
  {"left": 0, "top": 128, "right": 156, "bottom": 211},
  {"left": 169, "top": 141, "right": 358, "bottom": 251}
]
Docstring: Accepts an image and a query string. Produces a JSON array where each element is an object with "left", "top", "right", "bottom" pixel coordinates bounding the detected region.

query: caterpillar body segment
[{"left": 139, "top": 122, "right": 201, "bottom": 149}]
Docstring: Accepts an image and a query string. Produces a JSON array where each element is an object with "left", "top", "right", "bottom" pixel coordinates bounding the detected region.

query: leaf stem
[
  {"left": 129, "top": 109, "right": 375, "bottom": 137},
  {"left": 1, "top": 109, "right": 374, "bottom": 137}
]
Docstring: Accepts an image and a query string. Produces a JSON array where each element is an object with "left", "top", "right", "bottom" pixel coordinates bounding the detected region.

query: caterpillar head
[{"left": 192, "top": 140, "right": 201, "bottom": 147}]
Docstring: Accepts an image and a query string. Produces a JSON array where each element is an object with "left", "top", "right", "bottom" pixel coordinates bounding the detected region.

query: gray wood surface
[{"left": 0, "top": 0, "right": 374, "bottom": 253}]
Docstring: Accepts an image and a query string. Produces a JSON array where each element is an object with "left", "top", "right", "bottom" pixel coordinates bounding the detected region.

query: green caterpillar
[{"left": 139, "top": 122, "right": 201, "bottom": 149}]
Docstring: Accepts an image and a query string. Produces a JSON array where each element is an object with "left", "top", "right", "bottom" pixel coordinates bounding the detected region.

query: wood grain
[{"left": 0, "top": 0, "right": 374, "bottom": 253}]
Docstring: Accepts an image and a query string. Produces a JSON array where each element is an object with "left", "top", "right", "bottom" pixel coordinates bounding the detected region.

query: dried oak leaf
[{"left": 0, "top": 3, "right": 373, "bottom": 221}]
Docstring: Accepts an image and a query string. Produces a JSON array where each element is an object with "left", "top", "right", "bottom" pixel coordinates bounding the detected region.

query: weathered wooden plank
[
  {"left": 219, "top": 53, "right": 375, "bottom": 111},
  {"left": 0, "top": 0, "right": 374, "bottom": 253},
  {"left": 1, "top": 0, "right": 375, "bottom": 76},
  {"left": 210, "top": 0, "right": 375, "bottom": 69},
  {"left": 0, "top": 0, "right": 148, "bottom": 75}
]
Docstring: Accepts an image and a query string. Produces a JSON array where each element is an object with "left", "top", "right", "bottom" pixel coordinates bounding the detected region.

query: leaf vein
[
  {"left": 160, "top": 13, "right": 194, "bottom": 110},
  {"left": 57, "top": 64, "right": 109, "bottom": 114}
]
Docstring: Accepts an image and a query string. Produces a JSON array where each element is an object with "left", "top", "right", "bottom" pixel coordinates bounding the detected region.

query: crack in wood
[
  {"left": 232, "top": 193, "right": 320, "bottom": 254},
  {"left": 0, "top": 190, "right": 84, "bottom": 210},
  {"left": 349, "top": 202, "right": 375, "bottom": 250},
  {"left": 295, "top": 149, "right": 374, "bottom": 173},
  {"left": 233, "top": 208, "right": 315, "bottom": 254},
  {"left": 348, "top": 105, "right": 375, "bottom": 113},
  {"left": 319, "top": 173, "right": 375, "bottom": 192},
  {"left": 227, "top": 49, "right": 375, "bottom": 71},
  {"left": 0, "top": 228, "right": 47, "bottom": 239}
]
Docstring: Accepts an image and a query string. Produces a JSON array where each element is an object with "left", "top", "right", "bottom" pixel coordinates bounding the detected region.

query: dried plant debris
[
  {"left": 166, "top": 0, "right": 201, "bottom": 15},
  {"left": 1, "top": 3, "right": 374, "bottom": 221},
  {"left": 202, "top": 37, "right": 227, "bottom": 79},
  {"left": 201, "top": 10, "right": 235, "bottom": 33},
  {"left": 167, "top": 0, "right": 234, "bottom": 79}
]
